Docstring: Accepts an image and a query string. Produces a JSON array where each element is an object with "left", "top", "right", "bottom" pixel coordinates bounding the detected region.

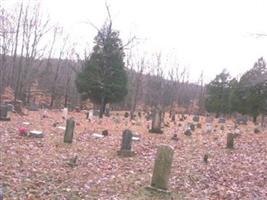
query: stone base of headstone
[
  {"left": 149, "top": 128, "right": 163, "bottom": 134},
  {"left": 117, "top": 150, "right": 135, "bottom": 157},
  {"left": 29, "top": 131, "right": 44, "bottom": 138},
  {"left": 0, "top": 117, "right": 11, "bottom": 121},
  {"left": 145, "top": 186, "right": 171, "bottom": 194}
]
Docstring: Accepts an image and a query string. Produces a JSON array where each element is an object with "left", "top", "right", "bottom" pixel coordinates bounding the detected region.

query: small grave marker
[
  {"left": 149, "top": 108, "right": 163, "bottom": 134},
  {"left": 193, "top": 115, "right": 200, "bottom": 122},
  {"left": 64, "top": 118, "right": 75, "bottom": 143},
  {"left": 218, "top": 117, "right": 226, "bottom": 123},
  {"left": 226, "top": 133, "right": 235, "bottom": 149},
  {"left": 117, "top": 129, "right": 135, "bottom": 157}
]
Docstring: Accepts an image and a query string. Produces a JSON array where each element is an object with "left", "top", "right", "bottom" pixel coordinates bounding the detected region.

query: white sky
[{"left": 4, "top": 0, "right": 267, "bottom": 82}]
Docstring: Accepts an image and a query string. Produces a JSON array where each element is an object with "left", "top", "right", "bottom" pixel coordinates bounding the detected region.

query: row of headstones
[{"left": 63, "top": 118, "right": 174, "bottom": 192}]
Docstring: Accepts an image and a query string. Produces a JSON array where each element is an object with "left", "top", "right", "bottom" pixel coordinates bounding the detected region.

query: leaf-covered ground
[{"left": 0, "top": 111, "right": 266, "bottom": 200}]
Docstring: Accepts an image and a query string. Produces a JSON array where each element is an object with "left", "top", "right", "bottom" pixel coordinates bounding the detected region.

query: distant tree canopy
[
  {"left": 76, "top": 21, "right": 128, "bottom": 118},
  {"left": 205, "top": 58, "right": 267, "bottom": 122},
  {"left": 237, "top": 57, "right": 267, "bottom": 121},
  {"left": 205, "top": 70, "right": 234, "bottom": 115}
]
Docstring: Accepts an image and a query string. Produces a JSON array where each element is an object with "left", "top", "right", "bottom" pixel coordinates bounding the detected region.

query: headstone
[
  {"left": 105, "top": 104, "right": 110, "bottom": 117},
  {"left": 42, "top": 109, "right": 48, "bottom": 118},
  {"left": 171, "top": 134, "right": 178, "bottom": 141},
  {"left": 203, "top": 154, "right": 209, "bottom": 163},
  {"left": 189, "top": 123, "right": 195, "bottom": 131},
  {"left": 206, "top": 123, "right": 212, "bottom": 133},
  {"left": 102, "top": 130, "right": 108, "bottom": 136},
  {"left": 6, "top": 104, "right": 14, "bottom": 112},
  {"left": 226, "top": 133, "right": 235, "bottom": 149},
  {"left": 92, "top": 133, "right": 104, "bottom": 139},
  {"left": 146, "top": 112, "right": 152, "bottom": 121},
  {"left": 171, "top": 113, "right": 176, "bottom": 122},
  {"left": 236, "top": 116, "right": 248, "bottom": 125},
  {"left": 64, "top": 118, "right": 75, "bottom": 143},
  {"left": 184, "top": 129, "right": 192, "bottom": 136},
  {"left": 62, "top": 108, "right": 68, "bottom": 119},
  {"left": 89, "top": 110, "right": 93, "bottom": 120},
  {"left": 206, "top": 116, "right": 214, "bottom": 123},
  {"left": 254, "top": 127, "right": 260, "bottom": 133},
  {"left": 113, "top": 116, "right": 120, "bottom": 124},
  {"left": 149, "top": 108, "right": 163, "bottom": 134},
  {"left": 28, "top": 102, "right": 39, "bottom": 111},
  {"left": 14, "top": 100, "right": 23, "bottom": 113},
  {"left": 147, "top": 145, "right": 174, "bottom": 193},
  {"left": 117, "top": 129, "right": 135, "bottom": 157},
  {"left": 93, "top": 110, "right": 99, "bottom": 117},
  {"left": 29, "top": 130, "right": 44, "bottom": 138},
  {"left": 0, "top": 105, "right": 10, "bottom": 121},
  {"left": 132, "top": 132, "right": 140, "bottom": 141},
  {"left": 193, "top": 115, "right": 200, "bottom": 122},
  {"left": 124, "top": 112, "right": 129, "bottom": 118},
  {"left": 218, "top": 117, "right": 226, "bottom": 123}
]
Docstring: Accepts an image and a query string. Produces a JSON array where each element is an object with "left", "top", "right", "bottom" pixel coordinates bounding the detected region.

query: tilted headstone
[
  {"left": 117, "top": 129, "right": 135, "bottom": 157},
  {"left": 147, "top": 145, "right": 174, "bottom": 193},
  {"left": 149, "top": 108, "right": 163, "bottom": 134},
  {"left": 226, "top": 133, "right": 235, "bottom": 149},
  {"left": 0, "top": 105, "right": 10, "bottom": 121},
  {"left": 64, "top": 118, "right": 75, "bottom": 143}
]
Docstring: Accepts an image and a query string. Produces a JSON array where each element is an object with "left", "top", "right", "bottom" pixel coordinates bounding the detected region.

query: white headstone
[{"left": 63, "top": 108, "right": 68, "bottom": 119}]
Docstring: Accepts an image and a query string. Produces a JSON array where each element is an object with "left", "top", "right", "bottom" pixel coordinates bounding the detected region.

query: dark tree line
[{"left": 205, "top": 57, "right": 267, "bottom": 123}]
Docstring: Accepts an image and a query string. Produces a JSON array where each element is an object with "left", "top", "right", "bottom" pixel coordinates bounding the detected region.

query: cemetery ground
[{"left": 0, "top": 111, "right": 266, "bottom": 200}]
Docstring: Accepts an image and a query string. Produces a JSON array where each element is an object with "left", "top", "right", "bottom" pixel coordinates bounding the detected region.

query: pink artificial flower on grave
[{"left": 19, "top": 127, "right": 28, "bottom": 136}]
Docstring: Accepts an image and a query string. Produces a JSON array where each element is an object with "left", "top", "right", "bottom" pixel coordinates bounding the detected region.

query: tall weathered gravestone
[
  {"left": 147, "top": 145, "right": 174, "bottom": 193},
  {"left": 64, "top": 118, "right": 75, "bottom": 143},
  {"left": 117, "top": 129, "right": 135, "bottom": 157},
  {"left": 149, "top": 108, "right": 163, "bottom": 134}
]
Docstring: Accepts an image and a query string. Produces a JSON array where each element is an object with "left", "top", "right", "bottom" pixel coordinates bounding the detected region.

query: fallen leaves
[{"left": 0, "top": 111, "right": 266, "bottom": 199}]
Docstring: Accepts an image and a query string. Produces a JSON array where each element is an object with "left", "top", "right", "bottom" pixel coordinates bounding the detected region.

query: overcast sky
[{"left": 5, "top": 0, "right": 267, "bottom": 82}]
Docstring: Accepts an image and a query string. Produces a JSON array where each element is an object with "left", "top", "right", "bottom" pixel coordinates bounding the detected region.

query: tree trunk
[
  {"left": 99, "top": 96, "right": 106, "bottom": 118},
  {"left": 253, "top": 115, "right": 257, "bottom": 124},
  {"left": 261, "top": 114, "right": 265, "bottom": 127}
]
